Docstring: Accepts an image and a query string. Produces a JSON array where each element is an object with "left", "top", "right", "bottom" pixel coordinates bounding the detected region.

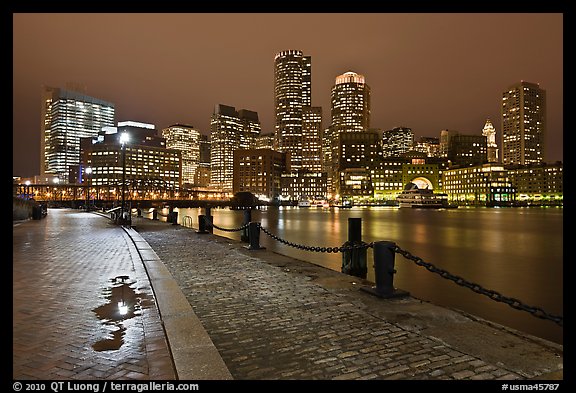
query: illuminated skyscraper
[
  {"left": 482, "top": 119, "right": 498, "bottom": 163},
  {"left": 210, "top": 104, "right": 260, "bottom": 191},
  {"left": 274, "top": 50, "right": 311, "bottom": 169},
  {"left": 330, "top": 71, "right": 370, "bottom": 134},
  {"left": 327, "top": 71, "right": 371, "bottom": 193},
  {"left": 501, "top": 81, "right": 546, "bottom": 165},
  {"left": 162, "top": 124, "right": 201, "bottom": 188},
  {"left": 40, "top": 86, "right": 115, "bottom": 181},
  {"left": 302, "top": 106, "right": 323, "bottom": 171}
]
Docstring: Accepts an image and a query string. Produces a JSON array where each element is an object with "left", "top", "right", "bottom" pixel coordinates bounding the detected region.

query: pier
[{"left": 13, "top": 209, "right": 563, "bottom": 381}]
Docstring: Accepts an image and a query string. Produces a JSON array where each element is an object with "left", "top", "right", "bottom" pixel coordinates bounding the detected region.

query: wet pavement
[
  {"left": 133, "top": 215, "right": 563, "bottom": 381},
  {"left": 13, "top": 209, "right": 564, "bottom": 381},
  {"left": 13, "top": 209, "right": 175, "bottom": 380}
]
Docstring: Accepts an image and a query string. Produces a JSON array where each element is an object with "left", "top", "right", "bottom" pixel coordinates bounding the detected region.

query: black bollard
[
  {"left": 246, "top": 222, "right": 265, "bottom": 250},
  {"left": 197, "top": 215, "right": 209, "bottom": 234},
  {"left": 341, "top": 218, "right": 367, "bottom": 279},
  {"left": 172, "top": 211, "right": 178, "bottom": 225},
  {"left": 152, "top": 209, "right": 158, "bottom": 220},
  {"left": 205, "top": 206, "right": 213, "bottom": 234},
  {"left": 241, "top": 209, "right": 251, "bottom": 242},
  {"left": 348, "top": 217, "right": 362, "bottom": 242},
  {"left": 361, "top": 241, "right": 410, "bottom": 299}
]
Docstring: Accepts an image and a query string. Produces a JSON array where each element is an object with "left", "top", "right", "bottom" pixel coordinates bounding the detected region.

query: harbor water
[{"left": 154, "top": 205, "right": 563, "bottom": 345}]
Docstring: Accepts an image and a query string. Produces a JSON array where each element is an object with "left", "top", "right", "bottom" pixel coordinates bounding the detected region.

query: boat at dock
[{"left": 396, "top": 182, "right": 455, "bottom": 209}]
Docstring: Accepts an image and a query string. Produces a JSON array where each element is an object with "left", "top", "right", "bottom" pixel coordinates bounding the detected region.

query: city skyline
[{"left": 13, "top": 13, "right": 563, "bottom": 178}]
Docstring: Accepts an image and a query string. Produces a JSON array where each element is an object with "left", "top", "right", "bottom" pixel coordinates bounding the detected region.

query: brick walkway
[
  {"left": 135, "top": 218, "right": 562, "bottom": 380},
  {"left": 13, "top": 209, "right": 175, "bottom": 380}
]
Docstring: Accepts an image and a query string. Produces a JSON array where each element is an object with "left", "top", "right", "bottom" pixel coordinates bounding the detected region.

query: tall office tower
[
  {"left": 482, "top": 119, "right": 499, "bottom": 163},
  {"left": 40, "top": 86, "right": 115, "bottom": 181},
  {"left": 196, "top": 134, "right": 211, "bottom": 187},
  {"left": 330, "top": 71, "right": 371, "bottom": 134},
  {"left": 255, "top": 132, "right": 276, "bottom": 150},
  {"left": 210, "top": 104, "right": 260, "bottom": 191},
  {"left": 302, "top": 106, "right": 323, "bottom": 171},
  {"left": 238, "top": 109, "right": 261, "bottom": 149},
  {"left": 440, "top": 129, "right": 459, "bottom": 158},
  {"left": 327, "top": 71, "right": 371, "bottom": 190},
  {"left": 501, "top": 81, "right": 546, "bottom": 165},
  {"left": 382, "top": 127, "right": 414, "bottom": 157},
  {"left": 274, "top": 50, "right": 311, "bottom": 169},
  {"left": 162, "top": 124, "right": 201, "bottom": 188}
]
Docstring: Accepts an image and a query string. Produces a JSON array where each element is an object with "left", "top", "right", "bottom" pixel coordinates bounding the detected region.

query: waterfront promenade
[{"left": 13, "top": 209, "right": 563, "bottom": 381}]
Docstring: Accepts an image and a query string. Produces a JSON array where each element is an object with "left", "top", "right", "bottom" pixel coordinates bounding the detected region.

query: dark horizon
[{"left": 13, "top": 13, "right": 563, "bottom": 178}]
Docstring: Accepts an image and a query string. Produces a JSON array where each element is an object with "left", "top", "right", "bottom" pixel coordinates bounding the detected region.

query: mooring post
[
  {"left": 205, "top": 206, "right": 213, "bottom": 234},
  {"left": 361, "top": 241, "right": 410, "bottom": 299},
  {"left": 241, "top": 208, "right": 251, "bottom": 243},
  {"left": 246, "top": 222, "right": 265, "bottom": 250},
  {"left": 341, "top": 217, "right": 367, "bottom": 279},
  {"left": 197, "top": 215, "right": 208, "bottom": 234}
]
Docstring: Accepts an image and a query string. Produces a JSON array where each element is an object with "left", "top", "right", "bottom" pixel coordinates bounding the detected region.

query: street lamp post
[
  {"left": 85, "top": 167, "right": 92, "bottom": 212},
  {"left": 120, "top": 133, "right": 130, "bottom": 225}
]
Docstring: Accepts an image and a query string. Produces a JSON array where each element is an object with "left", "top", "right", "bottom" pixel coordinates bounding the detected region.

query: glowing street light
[
  {"left": 85, "top": 167, "right": 92, "bottom": 211},
  {"left": 120, "top": 133, "right": 130, "bottom": 225}
]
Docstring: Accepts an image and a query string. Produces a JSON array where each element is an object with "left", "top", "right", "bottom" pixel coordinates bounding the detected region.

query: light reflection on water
[{"left": 164, "top": 206, "right": 563, "bottom": 345}]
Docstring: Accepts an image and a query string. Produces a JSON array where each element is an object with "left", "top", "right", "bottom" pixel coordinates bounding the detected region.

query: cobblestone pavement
[
  {"left": 135, "top": 218, "right": 562, "bottom": 381},
  {"left": 13, "top": 210, "right": 175, "bottom": 380}
]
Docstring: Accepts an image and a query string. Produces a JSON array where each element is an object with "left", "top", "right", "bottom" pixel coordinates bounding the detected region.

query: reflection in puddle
[{"left": 92, "top": 275, "right": 153, "bottom": 351}]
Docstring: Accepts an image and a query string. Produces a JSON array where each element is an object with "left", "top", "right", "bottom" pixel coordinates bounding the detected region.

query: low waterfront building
[
  {"left": 281, "top": 170, "right": 328, "bottom": 202},
  {"left": 505, "top": 162, "right": 563, "bottom": 205},
  {"left": 233, "top": 148, "right": 290, "bottom": 201},
  {"left": 443, "top": 163, "right": 515, "bottom": 206}
]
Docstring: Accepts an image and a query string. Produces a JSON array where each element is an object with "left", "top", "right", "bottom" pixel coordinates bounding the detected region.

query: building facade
[
  {"left": 280, "top": 171, "right": 328, "bottom": 202},
  {"left": 413, "top": 136, "right": 441, "bottom": 158},
  {"left": 210, "top": 104, "right": 261, "bottom": 191},
  {"left": 302, "top": 106, "right": 323, "bottom": 172},
  {"left": 41, "top": 86, "right": 115, "bottom": 182},
  {"left": 382, "top": 127, "right": 414, "bottom": 157},
  {"left": 501, "top": 81, "right": 546, "bottom": 165},
  {"left": 327, "top": 71, "right": 371, "bottom": 194},
  {"left": 79, "top": 122, "right": 181, "bottom": 199},
  {"left": 161, "top": 124, "right": 200, "bottom": 188},
  {"left": 505, "top": 162, "right": 563, "bottom": 205},
  {"left": 442, "top": 164, "right": 515, "bottom": 206},
  {"left": 447, "top": 134, "right": 488, "bottom": 167},
  {"left": 274, "top": 50, "right": 311, "bottom": 170},
  {"left": 233, "top": 149, "right": 290, "bottom": 201}
]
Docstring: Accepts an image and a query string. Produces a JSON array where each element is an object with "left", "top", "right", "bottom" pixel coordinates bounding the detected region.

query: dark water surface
[{"left": 164, "top": 206, "right": 563, "bottom": 345}]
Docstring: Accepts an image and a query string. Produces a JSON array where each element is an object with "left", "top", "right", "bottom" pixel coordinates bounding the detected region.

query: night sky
[{"left": 12, "top": 13, "right": 563, "bottom": 178}]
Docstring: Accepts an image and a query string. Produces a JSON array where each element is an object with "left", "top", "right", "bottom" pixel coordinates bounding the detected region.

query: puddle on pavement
[{"left": 92, "top": 275, "right": 153, "bottom": 351}]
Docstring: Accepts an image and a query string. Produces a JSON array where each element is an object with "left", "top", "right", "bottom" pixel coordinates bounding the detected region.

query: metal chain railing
[
  {"left": 393, "top": 244, "right": 563, "bottom": 327},
  {"left": 177, "top": 211, "right": 562, "bottom": 327},
  {"left": 201, "top": 215, "right": 250, "bottom": 232},
  {"left": 259, "top": 224, "right": 373, "bottom": 253}
]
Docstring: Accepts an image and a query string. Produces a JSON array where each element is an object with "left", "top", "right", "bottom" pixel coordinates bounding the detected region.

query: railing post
[
  {"left": 341, "top": 217, "right": 367, "bottom": 279},
  {"left": 361, "top": 241, "right": 409, "bottom": 299},
  {"left": 197, "top": 215, "right": 209, "bottom": 234},
  {"left": 246, "top": 222, "right": 265, "bottom": 250},
  {"left": 152, "top": 209, "right": 158, "bottom": 220},
  {"left": 205, "top": 206, "right": 213, "bottom": 234},
  {"left": 241, "top": 208, "right": 251, "bottom": 243}
]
